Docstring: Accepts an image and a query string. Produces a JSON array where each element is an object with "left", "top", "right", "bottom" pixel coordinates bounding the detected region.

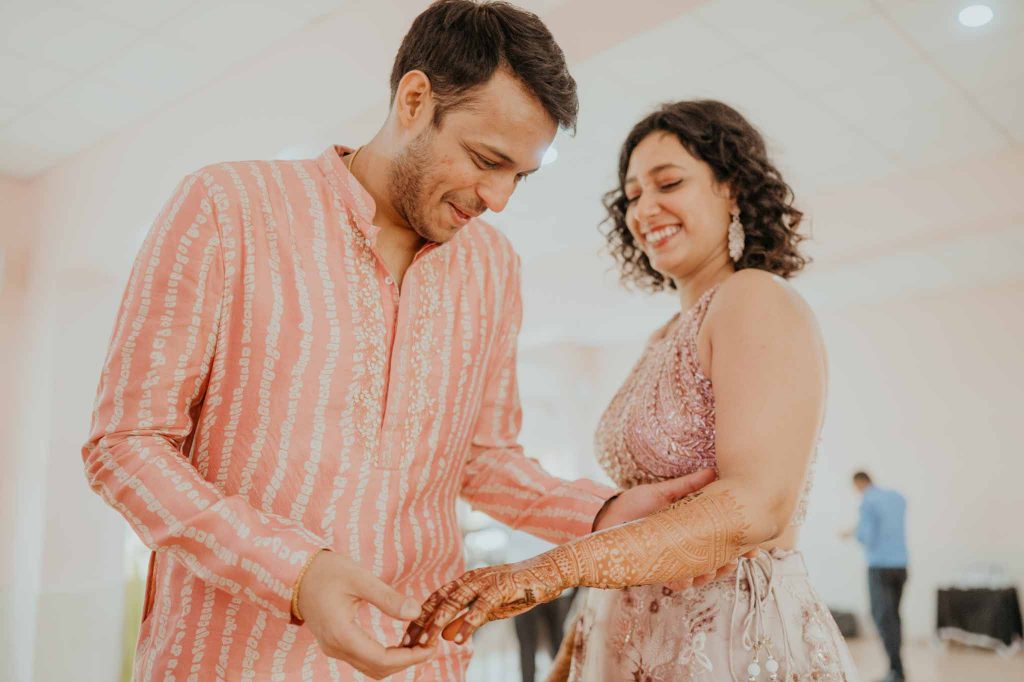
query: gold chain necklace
[{"left": 346, "top": 145, "right": 363, "bottom": 171}]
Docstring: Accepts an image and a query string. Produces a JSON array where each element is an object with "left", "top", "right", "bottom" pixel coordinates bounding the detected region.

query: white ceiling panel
[
  {"left": 65, "top": 0, "right": 199, "bottom": 31},
  {"left": 879, "top": 0, "right": 1023, "bottom": 53},
  {"left": 816, "top": 58, "right": 954, "bottom": 125},
  {"left": 758, "top": 12, "right": 921, "bottom": 93},
  {"left": 0, "top": 52, "right": 74, "bottom": 107},
  {"left": 39, "top": 78, "right": 164, "bottom": 132},
  {"left": 974, "top": 75, "right": 1024, "bottom": 144},
  {"left": 678, "top": 56, "right": 792, "bottom": 104},
  {"left": 780, "top": 130, "right": 894, "bottom": 196},
  {"left": 579, "top": 14, "right": 742, "bottom": 87},
  {"left": 852, "top": 96, "right": 1009, "bottom": 171},
  {"left": 0, "top": 104, "right": 117, "bottom": 168},
  {"left": 158, "top": 2, "right": 315, "bottom": 64},
  {"left": 0, "top": 105, "right": 17, "bottom": 128},
  {"left": 926, "top": 27, "right": 1024, "bottom": 96},
  {"left": 0, "top": 0, "right": 1020, "bottom": 188},
  {"left": 695, "top": 0, "right": 870, "bottom": 52},
  {"left": 0, "top": 4, "right": 139, "bottom": 74},
  {"left": 94, "top": 37, "right": 222, "bottom": 105}
]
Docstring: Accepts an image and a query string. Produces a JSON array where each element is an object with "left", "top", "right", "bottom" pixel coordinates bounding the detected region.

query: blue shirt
[{"left": 856, "top": 485, "right": 908, "bottom": 568}]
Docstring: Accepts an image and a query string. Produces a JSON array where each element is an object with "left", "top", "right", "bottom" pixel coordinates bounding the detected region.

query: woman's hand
[
  {"left": 403, "top": 553, "right": 570, "bottom": 648},
  {"left": 404, "top": 547, "right": 755, "bottom": 649}
]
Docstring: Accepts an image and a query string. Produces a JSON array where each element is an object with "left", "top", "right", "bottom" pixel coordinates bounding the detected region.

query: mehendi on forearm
[
  {"left": 550, "top": 489, "right": 750, "bottom": 589},
  {"left": 404, "top": 490, "right": 750, "bottom": 647}
]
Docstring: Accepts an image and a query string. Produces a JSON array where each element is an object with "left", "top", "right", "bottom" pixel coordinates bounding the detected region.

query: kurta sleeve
[
  {"left": 82, "top": 172, "right": 327, "bottom": 622},
  {"left": 459, "top": 256, "right": 615, "bottom": 544}
]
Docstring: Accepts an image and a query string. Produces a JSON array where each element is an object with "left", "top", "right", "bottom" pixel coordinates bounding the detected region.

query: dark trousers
[
  {"left": 513, "top": 593, "right": 572, "bottom": 682},
  {"left": 868, "top": 567, "right": 908, "bottom": 677}
]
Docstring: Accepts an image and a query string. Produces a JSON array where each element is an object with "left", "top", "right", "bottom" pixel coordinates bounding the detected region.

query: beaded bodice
[
  {"left": 595, "top": 285, "right": 812, "bottom": 526},
  {"left": 595, "top": 286, "right": 719, "bottom": 490}
]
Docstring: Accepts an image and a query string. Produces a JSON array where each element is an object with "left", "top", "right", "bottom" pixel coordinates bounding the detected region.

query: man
[
  {"left": 82, "top": 2, "right": 719, "bottom": 680},
  {"left": 848, "top": 471, "right": 909, "bottom": 682}
]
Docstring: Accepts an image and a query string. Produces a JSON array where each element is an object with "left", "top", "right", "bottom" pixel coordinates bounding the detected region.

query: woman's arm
[{"left": 405, "top": 271, "right": 826, "bottom": 647}]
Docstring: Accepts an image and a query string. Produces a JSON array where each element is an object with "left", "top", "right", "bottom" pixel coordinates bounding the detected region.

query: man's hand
[
  {"left": 298, "top": 551, "right": 436, "bottom": 679},
  {"left": 592, "top": 468, "right": 717, "bottom": 531}
]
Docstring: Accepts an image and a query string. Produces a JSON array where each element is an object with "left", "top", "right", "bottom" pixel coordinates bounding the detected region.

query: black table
[{"left": 936, "top": 587, "right": 1023, "bottom": 653}]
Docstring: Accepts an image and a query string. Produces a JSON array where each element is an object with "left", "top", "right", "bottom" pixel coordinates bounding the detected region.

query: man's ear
[{"left": 393, "top": 70, "right": 434, "bottom": 131}]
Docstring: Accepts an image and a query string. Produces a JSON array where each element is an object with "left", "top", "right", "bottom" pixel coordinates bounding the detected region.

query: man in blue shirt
[{"left": 849, "top": 471, "right": 909, "bottom": 682}]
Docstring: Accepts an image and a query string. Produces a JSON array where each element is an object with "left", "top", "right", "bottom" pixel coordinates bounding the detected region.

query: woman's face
[{"left": 623, "top": 132, "right": 736, "bottom": 281}]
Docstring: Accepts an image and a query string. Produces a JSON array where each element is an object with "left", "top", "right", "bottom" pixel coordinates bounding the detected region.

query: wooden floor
[
  {"left": 465, "top": 618, "right": 1024, "bottom": 681},
  {"left": 847, "top": 637, "right": 1024, "bottom": 682}
]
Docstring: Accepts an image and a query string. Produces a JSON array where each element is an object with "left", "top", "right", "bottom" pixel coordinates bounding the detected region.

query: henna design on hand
[{"left": 404, "top": 490, "right": 749, "bottom": 647}]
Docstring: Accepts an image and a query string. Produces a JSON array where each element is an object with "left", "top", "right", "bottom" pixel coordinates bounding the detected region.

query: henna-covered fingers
[
  {"left": 424, "top": 579, "right": 481, "bottom": 645},
  {"left": 410, "top": 489, "right": 752, "bottom": 647},
  {"left": 442, "top": 590, "right": 498, "bottom": 644},
  {"left": 407, "top": 555, "right": 570, "bottom": 648},
  {"left": 403, "top": 577, "right": 465, "bottom": 647}
]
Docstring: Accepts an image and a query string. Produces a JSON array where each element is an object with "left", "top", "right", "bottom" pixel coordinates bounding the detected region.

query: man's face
[
  {"left": 854, "top": 479, "right": 869, "bottom": 494},
  {"left": 388, "top": 70, "right": 557, "bottom": 243}
]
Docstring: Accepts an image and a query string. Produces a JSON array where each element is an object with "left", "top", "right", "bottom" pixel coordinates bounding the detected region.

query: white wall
[
  {"left": 806, "top": 279, "right": 1024, "bottom": 638},
  {"left": 0, "top": 176, "right": 52, "bottom": 682},
  {"left": 527, "top": 277, "right": 1024, "bottom": 642}
]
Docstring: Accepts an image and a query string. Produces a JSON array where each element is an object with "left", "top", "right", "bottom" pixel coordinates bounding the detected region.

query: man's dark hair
[
  {"left": 853, "top": 471, "right": 872, "bottom": 484},
  {"left": 390, "top": 0, "right": 578, "bottom": 131}
]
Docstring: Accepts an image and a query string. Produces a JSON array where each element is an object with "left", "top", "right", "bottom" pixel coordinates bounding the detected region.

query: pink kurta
[{"left": 83, "top": 146, "right": 614, "bottom": 681}]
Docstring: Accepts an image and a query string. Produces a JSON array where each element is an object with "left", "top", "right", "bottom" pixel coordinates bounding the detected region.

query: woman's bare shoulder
[{"left": 709, "top": 269, "right": 817, "bottom": 331}]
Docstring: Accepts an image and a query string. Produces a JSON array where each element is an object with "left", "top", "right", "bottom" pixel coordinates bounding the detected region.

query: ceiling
[
  {"left": 0, "top": 0, "right": 348, "bottom": 177},
  {"left": 1, "top": 0, "right": 1020, "bottom": 179},
  {"left": 2, "top": 0, "right": 1022, "bottom": 344}
]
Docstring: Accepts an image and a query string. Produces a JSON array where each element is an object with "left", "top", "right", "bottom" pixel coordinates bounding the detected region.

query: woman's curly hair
[{"left": 602, "top": 100, "right": 808, "bottom": 291}]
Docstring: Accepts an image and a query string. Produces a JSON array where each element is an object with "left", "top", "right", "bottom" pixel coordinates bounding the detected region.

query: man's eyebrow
[{"left": 479, "top": 143, "right": 540, "bottom": 174}]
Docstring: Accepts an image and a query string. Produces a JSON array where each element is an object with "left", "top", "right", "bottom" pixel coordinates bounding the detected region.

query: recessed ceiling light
[
  {"left": 541, "top": 145, "right": 559, "bottom": 166},
  {"left": 958, "top": 4, "right": 994, "bottom": 28}
]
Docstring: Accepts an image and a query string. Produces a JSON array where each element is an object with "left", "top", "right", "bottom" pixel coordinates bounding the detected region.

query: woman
[{"left": 405, "top": 100, "right": 858, "bottom": 681}]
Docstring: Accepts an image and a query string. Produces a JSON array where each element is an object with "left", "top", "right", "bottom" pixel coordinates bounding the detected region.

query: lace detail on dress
[
  {"left": 595, "top": 286, "right": 719, "bottom": 489},
  {"left": 594, "top": 284, "right": 813, "bottom": 526}
]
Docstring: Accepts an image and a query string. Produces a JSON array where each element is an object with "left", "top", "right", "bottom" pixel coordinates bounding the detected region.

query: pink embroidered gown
[{"left": 567, "top": 285, "right": 859, "bottom": 682}]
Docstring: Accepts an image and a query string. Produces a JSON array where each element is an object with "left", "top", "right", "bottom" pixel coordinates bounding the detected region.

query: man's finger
[
  {"left": 657, "top": 468, "right": 717, "bottom": 503},
  {"left": 372, "top": 645, "right": 437, "bottom": 676},
  {"left": 351, "top": 569, "right": 421, "bottom": 621},
  {"left": 330, "top": 624, "right": 435, "bottom": 677}
]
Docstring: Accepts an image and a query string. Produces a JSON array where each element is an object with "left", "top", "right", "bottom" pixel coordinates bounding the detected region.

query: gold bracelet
[{"left": 291, "top": 548, "right": 328, "bottom": 624}]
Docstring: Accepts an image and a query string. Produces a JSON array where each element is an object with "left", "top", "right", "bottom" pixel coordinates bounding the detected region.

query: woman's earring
[{"left": 728, "top": 208, "right": 745, "bottom": 262}]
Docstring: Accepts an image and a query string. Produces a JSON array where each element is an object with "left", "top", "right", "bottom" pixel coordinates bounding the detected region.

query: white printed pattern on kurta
[{"left": 83, "top": 147, "right": 613, "bottom": 681}]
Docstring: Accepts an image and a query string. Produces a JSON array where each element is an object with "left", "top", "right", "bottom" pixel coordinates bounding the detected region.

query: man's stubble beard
[{"left": 387, "top": 129, "right": 447, "bottom": 244}]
